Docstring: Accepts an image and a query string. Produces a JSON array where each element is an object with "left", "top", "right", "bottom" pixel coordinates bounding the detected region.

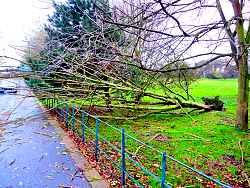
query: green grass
[
  {"left": 97, "top": 79, "right": 249, "bottom": 186},
  {"left": 63, "top": 79, "right": 249, "bottom": 187},
  {"left": 189, "top": 79, "right": 237, "bottom": 97}
]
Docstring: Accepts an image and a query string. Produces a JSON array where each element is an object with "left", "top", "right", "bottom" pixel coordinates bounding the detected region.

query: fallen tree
[{"left": 22, "top": 0, "right": 239, "bottom": 120}]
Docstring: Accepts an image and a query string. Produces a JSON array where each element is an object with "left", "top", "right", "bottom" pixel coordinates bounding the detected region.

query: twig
[
  {"left": 0, "top": 147, "right": 10, "bottom": 154},
  {"left": 242, "top": 171, "right": 250, "bottom": 187},
  {"left": 185, "top": 133, "right": 210, "bottom": 142},
  {"left": 33, "top": 131, "right": 54, "bottom": 138},
  {"left": 9, "top": 159, "right": 16, "bottom": 166},
  {"left": 133, "top": 133, "right": 161, "bottom": 156},
  {"left": 238, "top": 140, "right": 244, "bottom": 165}
]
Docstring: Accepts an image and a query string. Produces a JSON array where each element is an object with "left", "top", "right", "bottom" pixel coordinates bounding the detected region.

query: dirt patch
[{"left": 154, "top": 134, "right": 170, "bottom": 142}]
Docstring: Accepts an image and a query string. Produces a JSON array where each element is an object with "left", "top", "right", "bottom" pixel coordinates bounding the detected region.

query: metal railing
[{"left": 43, "top": 98, "right": 232, "bottom": 188}]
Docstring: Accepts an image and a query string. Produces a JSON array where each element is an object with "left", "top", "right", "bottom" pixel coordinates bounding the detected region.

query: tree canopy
[{"left": 25, "top": 0, "right": 250, "bottom": 130}]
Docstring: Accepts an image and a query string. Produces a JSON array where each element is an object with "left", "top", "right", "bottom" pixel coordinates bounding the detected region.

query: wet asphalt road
[{"left": 0, "top": 79, "right": 91, "bottom": 188}]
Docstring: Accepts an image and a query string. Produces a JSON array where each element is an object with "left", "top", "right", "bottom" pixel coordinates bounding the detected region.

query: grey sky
[
  {"left": 0, "top": 0, "right": 53, "bottom": 67},
  {"left": 0, "top": 0, "right": 117, "bottom": 66},
  {"left": 0, "top": 0, "right": 249, "bottom": 67}
]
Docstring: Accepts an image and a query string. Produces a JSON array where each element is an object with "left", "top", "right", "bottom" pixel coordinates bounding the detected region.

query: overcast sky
[
  {"left": 0, "top": 0, "right": 119, "bottom": 66},
  {"left": 0, "top": 0, "right": 249, "bottom": 67},
  {"left": 0, "top": 0, "right": 54, "bottom": 67}
]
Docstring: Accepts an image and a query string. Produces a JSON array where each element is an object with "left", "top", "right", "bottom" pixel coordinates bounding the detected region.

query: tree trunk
[
  {"left": 229, "top": 0, "right": 249, "bottom": 131},
  {"left": 236, "top": 49, "right": 249, "bottom": 130}
]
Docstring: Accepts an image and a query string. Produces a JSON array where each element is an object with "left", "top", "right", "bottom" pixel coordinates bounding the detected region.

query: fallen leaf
[
  {"left": 33, "top": 131, "right": 53, "bottom": 138},
  {"left": 9, "top": 159, "right": 16, "bottom": 166}
]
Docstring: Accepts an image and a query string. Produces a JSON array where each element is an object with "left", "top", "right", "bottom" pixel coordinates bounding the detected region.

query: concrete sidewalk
[{"left": 0, "top": 79, "right": 108, "bottom": 188}]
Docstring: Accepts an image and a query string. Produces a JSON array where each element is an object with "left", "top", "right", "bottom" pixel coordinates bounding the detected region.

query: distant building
[{"left": 195, "top": 60, "right": 239, "bottom": 79}]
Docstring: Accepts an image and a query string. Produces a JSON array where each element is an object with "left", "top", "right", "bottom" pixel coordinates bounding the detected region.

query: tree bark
[
  {"left": 229, "top": 0, "right": 249, "bottom": 130},
  {"left": 236, "top": 48, "right": 248, "bottom": 130}
]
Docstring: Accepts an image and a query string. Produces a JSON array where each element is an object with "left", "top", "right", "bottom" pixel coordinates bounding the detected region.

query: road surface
[{"left": 0, "top": 79, "right": 105, "bottom": 188}]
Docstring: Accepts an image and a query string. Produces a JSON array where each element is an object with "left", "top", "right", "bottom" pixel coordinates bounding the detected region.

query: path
[{"left": 0, "top": 78, "right": 107, "bottom": 188}]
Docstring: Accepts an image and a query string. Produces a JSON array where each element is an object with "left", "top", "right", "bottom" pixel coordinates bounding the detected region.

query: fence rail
[{"left": 43, "top": 98, "right": 232, "bottom": 188}]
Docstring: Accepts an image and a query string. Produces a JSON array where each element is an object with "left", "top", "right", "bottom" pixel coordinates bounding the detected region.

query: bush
[{"left": 206, "top": 71, "right": 223, "bottom": 79}]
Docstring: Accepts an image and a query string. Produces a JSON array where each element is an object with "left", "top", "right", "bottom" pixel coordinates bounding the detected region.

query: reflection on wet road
[{"left": 0, "top": 79, "right": 90, "bottom": 188}]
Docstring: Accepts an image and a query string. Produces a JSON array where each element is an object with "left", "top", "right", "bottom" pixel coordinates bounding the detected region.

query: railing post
[
  {"left": 161, "top": 152, "right": 167, "bottom": 188},
  {"left": 61, "top": 107, "right": 64, "bottom": 122},
  {"left": 54, "top": 99, "right": 57, "bottom": 114},
  {"left": 52, "top": 98, "right": 56, "bottom": 113},
  {"left": 95, "top": 117, "right": 100, "bottom": 162},
  {"left": 82, "top": 111, "right": 85, "bottom": 143},
  {"left": 121, "top": 128, "right": 126, "bottom": 187},
  {"left": 65, "top": 102, "right": 69, "bottom": 128},
  {"left": 62, "top": 100, "right": 65, "bottom": 122},
  {"left": 57, "top": 108, "right": 60, "bottom": 120},
  {"left": 71, "top": 105, "right": 75, "bottom": 131},
  {"left": 52, "top": 98, "right": 55, "bottom": 113},
  {"left": 48, "top": 98, "right": 50, "bottom": 109},
  {"left": 59, "top": 101, "right": 62, "bottom": 121}
]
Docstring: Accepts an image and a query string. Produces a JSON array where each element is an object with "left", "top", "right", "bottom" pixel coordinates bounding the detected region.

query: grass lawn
[
  {"left": 53, "top": 79, "right": 249, "bottom": 187},
  {"left": 96, "top": 79, "right": 249, "bottom": 187}
]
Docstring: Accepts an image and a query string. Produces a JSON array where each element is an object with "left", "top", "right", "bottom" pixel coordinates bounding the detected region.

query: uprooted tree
[{"left": 24, "top": 0, "right": 249, "bottom": 130}]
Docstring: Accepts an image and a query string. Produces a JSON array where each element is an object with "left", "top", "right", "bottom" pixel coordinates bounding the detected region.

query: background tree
[
  {"left": 101, "top": 0, "right": 249, "bottom": 130},
  {"left": 26, "top": 0, "right": 232, "bottom": 120}
]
